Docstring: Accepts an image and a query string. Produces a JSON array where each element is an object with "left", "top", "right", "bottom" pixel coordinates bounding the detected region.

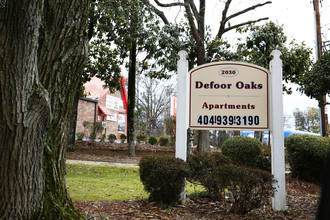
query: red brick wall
[
  {"left": 76, "top": 90, "right": 127, "bottom": 141},
  {"left": 76, "top": 99, "right": 96, "bottom": 136}
]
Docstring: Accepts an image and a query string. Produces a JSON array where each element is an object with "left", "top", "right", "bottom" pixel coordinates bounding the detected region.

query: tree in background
[
  {"left": 135, "top": 76, "right": 175, "bottom": 139},
  {"left": 235, "top": 21, "right": 313, "bottom": 140},
  {"left": 299, "top": 51, "right": 329, "bottom": 105},
  {"left": 236, "top": 21, "right": 313, "bottom": 94},
  {"left": 293, "top": 107, "right": 320, "bottom": 133},
  {"left": 148, "top": 0, "right": 272, "bottom": 153},
  {"left": 0, "top": 0, "right": 88, "bottom": 218},
  {"left": 85, "top": 0, "right": 184, "bottom": 156}
]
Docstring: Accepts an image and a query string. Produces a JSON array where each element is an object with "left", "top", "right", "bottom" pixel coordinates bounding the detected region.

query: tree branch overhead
[{"left": 217, "top": 1, "right": 272, "bottom": 38}]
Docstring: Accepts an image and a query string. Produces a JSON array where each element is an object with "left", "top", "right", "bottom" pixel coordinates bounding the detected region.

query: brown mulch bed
[
  {"left": 67, "top": 141, "right": 175, "bottom": 164},
  {"left": 74, "top": 176, "right": 320, "bottom": 219},
  {"left": 70, "top": 141, "right": 321, "bottom": 219}
]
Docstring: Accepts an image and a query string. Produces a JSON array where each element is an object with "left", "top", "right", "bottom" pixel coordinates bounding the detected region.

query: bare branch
[
  {"left": 226, "top": 1, "right": 272, "bottom": 22},
  {"left": 219, "top": 17, "right": 269, "bottom": 39},
  {"left": 140, "top": 0, "right": 169, "bottom": 24},
  {"left": 184, "top": 0, "right": 201, "bottom": 44},
  {"left": 188, "top": 0, "right": 199, "bottom": 21},
  {"left": 154, "top": 0, "right": 186, "bottom": 7},
  {"left": 217, "top": 1, "right": 272, "bottom": 38},
  {"left": 217, "top": 0, "right": 232, "bottom": 43}
]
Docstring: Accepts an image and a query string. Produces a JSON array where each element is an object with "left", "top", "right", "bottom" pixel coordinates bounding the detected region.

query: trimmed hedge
[
  {"left": 120, "top": 134, "right": 126, "bottom": 143},
  {"left": 187, "top": 153, "right": 232, "bottom": 200},
  {"left": 137, "top": 134, "right": 146, "bottom": 143},
  {"left": 222, "top": 136, "right": 265, "bottom": 170},
  {"left": 139, "top": 156, "right": 187, "bottom": 205},
  {"left": 148, "top": 136, "right": 157, "bottom": 145},
  {"left": 108, "top": 134, "right": 116, "bottom": 143},
  {"left": 214, "top": 164, "right": 274, "bottom": 214},
  {"left": 158, "top": 137, "right": 169, "bottom": 146},
  {"left": 285, "top": 134, "right": 330, "bottom": 183},
  {"left": 140, "top": 154, "right": 274, "bottom": 213}
]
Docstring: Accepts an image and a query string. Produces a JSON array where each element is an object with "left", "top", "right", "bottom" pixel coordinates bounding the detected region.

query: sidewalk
[{"left": 66, "top": 159, "right": 138, "bottom": 168}]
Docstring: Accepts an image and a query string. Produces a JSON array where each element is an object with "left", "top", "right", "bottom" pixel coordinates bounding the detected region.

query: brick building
[{"left": 76, "top": 77, "right": 127, "bottom": 139}]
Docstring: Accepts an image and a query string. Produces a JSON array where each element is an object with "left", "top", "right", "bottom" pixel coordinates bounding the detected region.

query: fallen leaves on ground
[
  {"left": 75, "top": 176, "right": 320, "bottom": 219},
  {"left": 71, "top": 141, "right": 320, "bottom": 219}
]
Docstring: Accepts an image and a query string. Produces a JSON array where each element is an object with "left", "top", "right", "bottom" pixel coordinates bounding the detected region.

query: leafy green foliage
[
  {"left": 76, "top": 132, "right": 85, "bottom": 140},
  {"left": 221, "top": 136, "right": 263, "bottom": 169},
  {"left": 187, "top": 153, "right": 232, "bottom": 200},
  {"left": 94, "top": 122, "right": 104, "bottom": 135},
  {"left": 236, "top": 21, "right": 313, "bottom": 93},
  {"left": 285, "top": 134, "right": 330, "bottom": 183},
  {"left": 139, "top": 156, "right": 187, "bottom": 205},
  {"left": 187, "top": 153, "right": 273, "bottom": 213},
  {"left": 136, "top": 134, "right": 146, "bottom": 143},
  {"left": 89, "top": 132, "right": 96, "bottom": 141},
  {"left": 299, "top": 51, "right": 330, "bottom": 105},
  {"left": 86, "top": 0, "right": 183, "bottom": 88},
  {"left": 158, "top": 137, "right": 169, "bottom": 146},
  {"left": 120, "top": 134, "right": 126, "bottom": 143},
  {"left": 214, "top": 165, "right": 274, "bottom": 214},
  {"left": 108, "top": 134, "right": 117, "bottom": 143},
  {"left": 100, "top": 134, "right": 106, "bottom": 142},
  {"left": 83, "top": 121, "right": 90, "bottom": 129},
  {"left": 148, "top": 136, "right": 157, "bottom": 145}
]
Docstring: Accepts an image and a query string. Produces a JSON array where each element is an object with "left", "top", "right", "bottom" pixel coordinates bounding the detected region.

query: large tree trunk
[
  {"left": 68, "top": 81, "right": 82, "bottom": 152},
  {"left": 0, "top": 0, "right": 88, "bottom": 219}
]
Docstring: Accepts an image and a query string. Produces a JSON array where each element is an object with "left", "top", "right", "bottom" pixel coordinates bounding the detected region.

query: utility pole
[{"left": 313, "top": 0, "right": 328, "bottom": 137}]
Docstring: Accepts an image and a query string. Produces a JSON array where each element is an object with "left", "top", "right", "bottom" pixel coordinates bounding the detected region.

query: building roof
[
  {"left": 80, "top": 97, "right": 98, "bottom": 103},
  {"left": 84, "top": 77, "right": 109, "bottom": 99},
  {"left": 98, "top": 105, "right": 112, "bottom": 115}
]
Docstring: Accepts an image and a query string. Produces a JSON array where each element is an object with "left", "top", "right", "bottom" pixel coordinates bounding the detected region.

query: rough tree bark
[
  {"left": 68, "top": 81, "right": 82, "bottom": 152},
  {"left": 0, "top": 0, "right": 89, "bottom": 219}
]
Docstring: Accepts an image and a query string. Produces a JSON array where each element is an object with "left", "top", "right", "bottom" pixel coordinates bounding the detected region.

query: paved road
[{"left": 66, "top": 159, "right": 138, "bottom": 168}]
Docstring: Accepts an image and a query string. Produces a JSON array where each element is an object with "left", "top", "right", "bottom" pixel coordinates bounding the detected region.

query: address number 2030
[{"left": 219, "top": 67, "right": 239, "bottom": 77}]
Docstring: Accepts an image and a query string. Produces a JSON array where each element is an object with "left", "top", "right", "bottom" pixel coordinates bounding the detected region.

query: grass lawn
[{"left": 66, "top": 164, "right": 205, "bottom": 201}]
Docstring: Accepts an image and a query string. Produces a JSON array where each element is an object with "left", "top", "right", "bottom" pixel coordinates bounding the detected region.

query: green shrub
[
  {"left": 108, "top": 134, "right": 117, "bottom": 143},
  {"left": 158, "top": 137, "right": 169, "bottom": 146},
  {"left": 83, "top": 121, "right": 90, "bottom": 129},
  {"left": 222, "top": 136, "right": 263, "bottom": 169},
  {"left": 94, "top": 122, "right": 104, "bottom": 135},
  {"left": 100, "top": 134, "right": 106, "bottom": 142},
  {"left": 76, "top": 132, "right": 85, "bottom": 140},
  {"left": 187, "top": 153, "right": 232, "bottom": 200},
  {"left": 137, "top": 134, "right": 146, "bottom": 143},
  {"left": 214, "top": 164, "right": 274, "bottom": 214},
  {"left": 89, "top": 132, "right": 96, "bottom": 141},
  {"left": 120, "top": 134, "right": 126, "bottom": 143},
  {"left": 148, "top": 136, "right": 157, "bottom": 145},
  {"left": 139, "top": 156, "right": 187, "bottom": 205},
  {"left": 285, "top": 134, "right": 330, "bottom": 183}
]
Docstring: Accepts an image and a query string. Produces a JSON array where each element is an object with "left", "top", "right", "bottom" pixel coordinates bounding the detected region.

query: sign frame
[{"left": 189, "top": 61, "right": 270, "bottom": 131}]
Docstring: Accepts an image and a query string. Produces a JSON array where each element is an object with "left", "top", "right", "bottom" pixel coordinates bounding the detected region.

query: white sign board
[
  {"left": 189, "top": 62, "right": 269, "bottom": 130},
  {"left": 106, "top": 95, "right": 120, "bottom": 110}
]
